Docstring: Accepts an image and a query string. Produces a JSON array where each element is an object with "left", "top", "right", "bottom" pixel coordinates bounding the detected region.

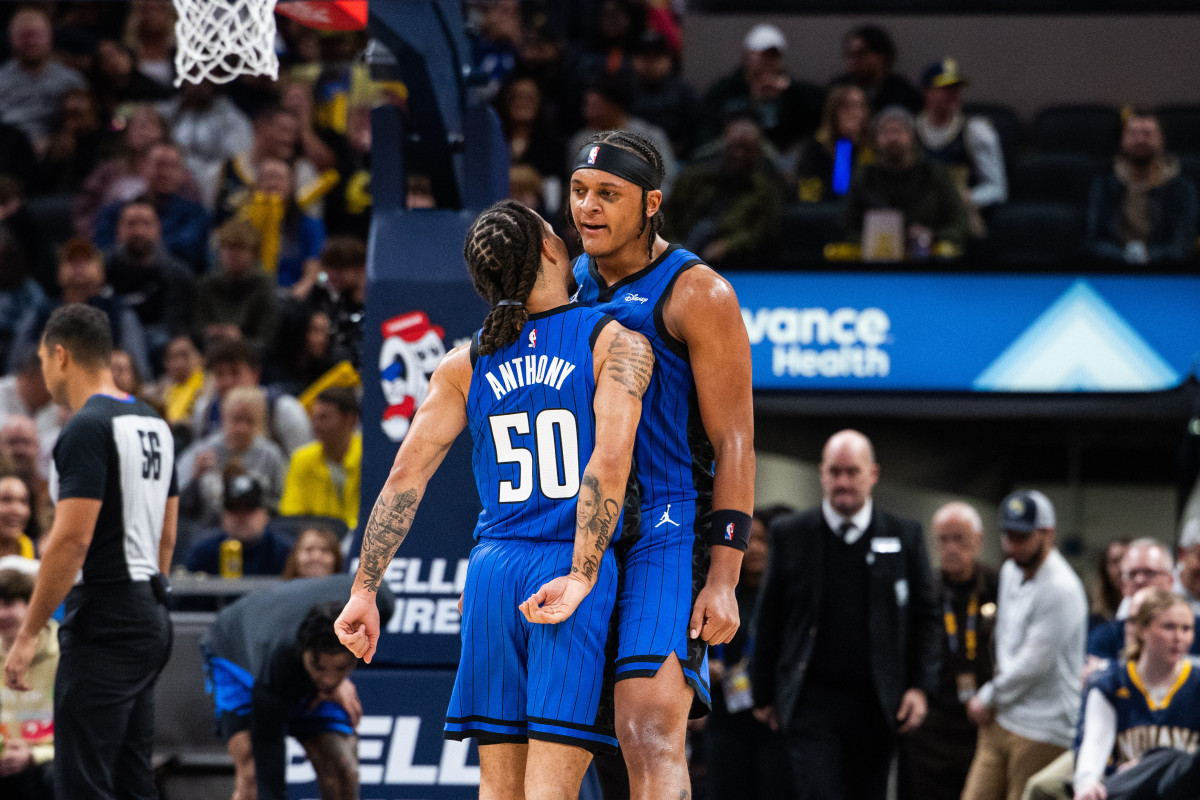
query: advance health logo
[{"left": 973, "top": 279, "right": 1179, "bottom": 392}]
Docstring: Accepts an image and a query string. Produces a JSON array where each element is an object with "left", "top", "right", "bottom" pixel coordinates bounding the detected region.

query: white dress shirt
[
  {"left": 976, "top": 548, "right": 1088, "bottom": 748},
  {"left": 822, "top": 498, "right": 873, "bottom": 545}
]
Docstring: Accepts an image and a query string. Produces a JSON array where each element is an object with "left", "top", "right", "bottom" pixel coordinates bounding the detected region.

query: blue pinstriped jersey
[
  {"left": 1092, "top": 658, "right": 1200, "bottom": 768},
  {"left": 467, "top": 303, "right": 613, "bottom": 543},
  {"left": 573, "top": 245, "right": 713, "bottom": 513}
]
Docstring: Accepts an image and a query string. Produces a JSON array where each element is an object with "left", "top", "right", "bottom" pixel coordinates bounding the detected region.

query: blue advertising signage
[{"left": 730, "top": 273, "right": 1200, "bottom": 392}]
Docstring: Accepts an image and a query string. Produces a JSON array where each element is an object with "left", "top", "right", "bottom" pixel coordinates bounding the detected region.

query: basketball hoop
[{"left": 172, "top": 0, "right": 369, "bottom": 87}]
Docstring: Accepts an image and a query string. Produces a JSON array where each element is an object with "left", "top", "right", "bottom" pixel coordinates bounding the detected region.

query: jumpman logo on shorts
[{"left": 654, "top": 504, "right": 679, "bottom": 528}]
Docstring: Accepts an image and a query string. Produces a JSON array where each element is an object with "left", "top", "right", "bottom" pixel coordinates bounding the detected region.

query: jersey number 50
[{"left": 489, "top": 410, "right": 580, "bottom": 503}]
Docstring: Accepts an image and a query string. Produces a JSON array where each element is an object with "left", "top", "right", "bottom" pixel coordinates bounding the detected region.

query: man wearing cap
[
  {"left": 915, "top": 58, "right": 1007, "bottom": 236},
  {"left": 844, "top": 106, "right": 970, "bottom": 257},
  {"left": 185, "top": 474, "right": 294, "bottom": 577},
  {"left": 961, "top": 490, "right": 1088, "bottom": 800},
  {"left": 697, "top": 23, "right": 823, "bottom": 153}
]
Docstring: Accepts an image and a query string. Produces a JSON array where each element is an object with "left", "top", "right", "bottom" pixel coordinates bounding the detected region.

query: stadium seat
[
  {"left": 778, "top": 202, "right": 843, "bottom": 267},
  {"left": 1157, "top": 105, "right": 1200, "bottom": 155},
  {"left": 984, "top": 202, "right": 1085, "bottom": 266},
  {"left": 1010, "top": 152, "right": 1105, "bottom": 207},
  {"left": 1031, "top": 104, "right": 1123, "bottom": 156},
  {"left": 964, "top": 102, "right": 1023, "bottom": 169}
]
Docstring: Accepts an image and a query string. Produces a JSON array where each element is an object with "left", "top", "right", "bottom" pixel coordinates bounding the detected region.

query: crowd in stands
[{"left": 0, "top": 3, "right": 1197, "bottom": 799}]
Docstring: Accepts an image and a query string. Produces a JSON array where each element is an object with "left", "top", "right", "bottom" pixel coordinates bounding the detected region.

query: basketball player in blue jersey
[
  {"left": 1075, "top": 589, "right": 1200, "bottom": 800},
  {"left": 336, "top": 200, "right": 653, "bottom": 799},
  {"left": 569, "top": 130, "right": 756, "bottom": 799}
]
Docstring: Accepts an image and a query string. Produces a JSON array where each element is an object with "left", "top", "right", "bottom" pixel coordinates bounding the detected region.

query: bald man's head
[
  {"left": 820, "top": 429, "right": 879, "bottom": 516},
  {"left": 932, "top": 502, "right": 984, "bottom": 582}
]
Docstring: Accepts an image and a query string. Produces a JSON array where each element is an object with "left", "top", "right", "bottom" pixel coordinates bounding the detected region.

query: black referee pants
[{"left": 54, "top": 582, "right": 172, "bottom": 800}]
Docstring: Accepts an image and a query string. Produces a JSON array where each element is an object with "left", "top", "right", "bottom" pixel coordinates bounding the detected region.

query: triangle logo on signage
[{"left": 973, "top": 279, "right": 1179, "bottom": 392}]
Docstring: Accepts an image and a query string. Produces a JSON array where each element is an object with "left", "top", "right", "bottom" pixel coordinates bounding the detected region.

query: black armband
[{"left": 709, "top": 510, "right": 752, "bottom": 551}]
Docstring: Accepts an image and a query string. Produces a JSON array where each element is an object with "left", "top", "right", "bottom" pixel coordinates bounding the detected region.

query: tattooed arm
[
  {"left": 336, "top": 345, "right": 472, "bottom": 662},
  {"left": 521, "top": 324, "right": 653, "bottom": 624}
]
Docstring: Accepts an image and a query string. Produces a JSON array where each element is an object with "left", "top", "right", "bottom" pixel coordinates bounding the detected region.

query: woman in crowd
[
  {"left": 281, "top": 525, "right": 343, "bottom": 580},
  {"left": 794, "top": 84, "right": 873, "bottom": 203},
  {"left": 150, "top": 334, "right": 206, "bottom": 433},
  {"left": 177, "top": 385, "right": 286, "bottom": 529},
  {"left": 237, "top": 157, "right": 326, "bottom": 298},
  {"left": 111, "top": 348, "right": 146, "bottom": 400},
  {"left": 1091, "top": 538, "right": 1131, "bottom": 629},
  {"left": 1074, "top": 589, "right": 1200, "bottom": 800},
  {"left": 497, "top": 74, "right": 565, "bottom": 194},
  {"left": 0, "top": 473, "right": 38, "bottom": 559}
]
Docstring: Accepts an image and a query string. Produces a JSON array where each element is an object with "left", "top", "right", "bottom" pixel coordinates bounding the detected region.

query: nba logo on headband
[{"left": 588, "top": 146, "right": 599, "bottom": 164}]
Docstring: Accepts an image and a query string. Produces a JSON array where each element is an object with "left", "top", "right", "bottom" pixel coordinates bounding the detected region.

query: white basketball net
[{"left": 172, "top": 0, "right": 280, "bottom": 86}]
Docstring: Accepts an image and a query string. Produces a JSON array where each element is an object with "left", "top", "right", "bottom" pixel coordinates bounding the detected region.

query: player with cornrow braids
[
  {"left": 338, "top": 202, "right": 655, "bottom": 799},
  {"left": 463, "top": 199, "right": 543, "bottom": 355},
  {"left": 570, "top": 129, "right": 756, "bottom": 799}
]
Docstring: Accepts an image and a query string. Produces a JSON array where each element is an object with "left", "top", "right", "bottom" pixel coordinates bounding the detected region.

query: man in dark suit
[{"left": 750, "top": 428, "right": 940, "bottom": 800}]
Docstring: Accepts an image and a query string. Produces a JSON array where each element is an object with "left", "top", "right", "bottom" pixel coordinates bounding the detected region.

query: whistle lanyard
[{"left": 943, "top": 591, "right": 979, "bottom": 662}]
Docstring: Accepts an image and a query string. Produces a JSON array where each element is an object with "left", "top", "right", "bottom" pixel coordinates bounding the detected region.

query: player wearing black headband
[{"left": 570, "top": 131, "right": 756, "bottom": 800}]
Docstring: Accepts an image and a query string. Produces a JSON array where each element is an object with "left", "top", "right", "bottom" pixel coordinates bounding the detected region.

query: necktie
[{"left": 838, "top": 521, "right": 854, "bottom": 541}]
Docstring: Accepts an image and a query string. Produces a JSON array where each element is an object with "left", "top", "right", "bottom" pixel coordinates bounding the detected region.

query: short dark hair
[
  {"left": 315, "top": 387, "right": 360, "bottom": 418},
  {"left": 297, "top": 601, "right": 350, "bottom": 656},
  {"left": 0, "top": 568, "right": 34, "bottom": 604},
  {"left": 43, "top": 303, "right": 113, "bottom": 368},
  {"left": 846, "top": 24, "right": 897, "bottom": 65},
  {"left": 204, "top": 338, "right": 260, "bottom": 372},
  {"left": 320, "top": 236, "right": 367, "bottom": 271}
]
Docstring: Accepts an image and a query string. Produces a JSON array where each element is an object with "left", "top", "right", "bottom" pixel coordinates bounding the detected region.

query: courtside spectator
[
  {"left": 631, "top": 31, "right": 699, "bottom": 158},
  {"left": 795, "top": 85, "right": 873, "bottom": 203},
  {"left": 185, "top": 474, "right": 292, "bottom": 576},
  {"left": 1087, "top": 539, "right": 1183, "bottom": 663},
  {"left": 470, "top": 0, "right": 522, "bottom": 102},
  {"left": 1091, "top": 539, "right": 1131, "bottom": 629},
  {"left": 191, "top": 338, "right": 312, "bottom": 455},
  {"left": 1084, "top": 110, "right": 1199, "bottom": 265},
  {"left": 11, "top": 238, "right": 151, "bottom": 377},
  {"left": 279, "top": 387, "right": 360, "bottom": 531},
  {"left": 698, "top": 23, "right": 822, "bottom": 155},
  {"left": 94, "top": 142, "right": 211, "bottom": 273},
  {"left": 1176, "top": 518, "right": 1200, "bottom": 617},
  {"left": 0, "top": 474, "right": 37, "bottom": 558},
  {"left": 916, "top": 58, "right": 1007, "bottom": 237},
  {"left": 178, "top": 386, "right": 287, "bottom": 528},
  {"left": 663, "top": 113, "right": 784, "bottom": 270},
  {"left": 0, "top": 567, "right": 56, "bottom": 800},
  {"left": 832, "top": 24, "right": 922, "bottom": 114},
  {"left": 105, "top": 198, "right": 195, "bottom": 353},
  {"left": 125, "top": 0, "right": 177, "bottom": 87},
  {"left": 308, "top": 235, "right": 366, "bottom": 370},
  {"left": 281, "top": 526, "right": 343, "bottom": 580},
  {"left": 962, "top": 491, "right": 1088, "bottom": 800},
  {"left": 278, "top": 81, "right": 338, "bottom": 175},
  {"left": 0, "top": 6, "right": 87, "bottom": 153},
  {"left": 0, "top": 418, "right": 51, "bottom": 534},
  {"left": 90, "top": 38, "right": 171, "bottom": 122},
  {"left": 40, "top": 87, "right": 106, "bottom": 194},
  {"left": 157, "top": 81, "right": 253, "bottom": 208},
  {"left": 194, "top": 219, "right": 281, "bottom": 352},
  {"left": 565, "top": 73, "right": 678, "bottom": 193},
  {"left": 151, "top": 334, "right": 205, "bottom": 431},
  {"left": 496, "top": 74, "right": 565, "bottom": 191},
  {"left": 266, "top": 306, "right": 345, "bottom": 397},
  {"left": 1074, "top": 589, "right": 1200, "bottom": 800},
  {"left": 110, "top": 349, "right": 146, "bottom": 402},
  {"left": 236, "top": 157, "right": 325, "bottom": 297},
  {"left": 844, "top": 106, "right": 969, "bottom": 256}
]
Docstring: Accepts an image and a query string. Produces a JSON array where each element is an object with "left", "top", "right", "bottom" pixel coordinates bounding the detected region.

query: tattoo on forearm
[
  {"left": 359, "top": 488, "right": 419, "bottom": 593},
  {"left": 571, "top": 472, "right": 622, "bottom": 582},
  {"left": 604, "top": 331, "right": 654, "bottom": 399}
]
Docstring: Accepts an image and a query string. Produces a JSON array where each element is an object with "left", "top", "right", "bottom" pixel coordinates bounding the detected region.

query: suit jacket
[{"left": 750, "top": 505, "right": 941, "bottom": 731}]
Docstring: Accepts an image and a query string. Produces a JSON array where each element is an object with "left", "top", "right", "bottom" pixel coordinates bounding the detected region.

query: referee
[{"left": 4, "top": 304, "right": 177, "bottom": 800}]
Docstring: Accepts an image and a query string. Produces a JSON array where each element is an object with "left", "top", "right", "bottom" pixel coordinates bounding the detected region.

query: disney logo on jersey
[
  {"left": 624, "top": 293, "right": 649, "bottom": 304},
  {"left": 379, "top": 311, "right": 446, "bottom": 442}
]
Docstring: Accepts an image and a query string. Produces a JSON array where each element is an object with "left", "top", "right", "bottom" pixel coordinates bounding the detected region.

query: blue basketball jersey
[
  {"left": 1093, "top": 658, "right": 1200, "bottom": 767},
  {"left": 573, "top": 245, "right": 712, "bottom": 514},
  {"left": 467, "top": 303, "right": 614, "bottom": 543}
]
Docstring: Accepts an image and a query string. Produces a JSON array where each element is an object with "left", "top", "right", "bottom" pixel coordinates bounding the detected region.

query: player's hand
[
  {"left": 897, "top": 688, "right": 927, "bottom": 734},
  {"left": 335, "top": 593, "right": 380, "bottom": 664},
  {"left": 689, "top": 581, "right": 739, "bottom": 645},
  {"left": 0, "top": 735, "right": 32, "bottom": 776},
  {"left": 752, "top": 705, "right": 779, "bottom": 731},
  {"left": 966, "top": 696, "right": 993, "bottom": 726},
  {"left": 520, "top": 575, "right": 591, "bottom": 624},
  {"left": 3, "top": 630, "right": 36, "bottom": 691},
  {"left": 334, "top": 679, "right": 363, "bottom": 728},
  {"left": 1075, "top": 782, "right": 1107, "bottom": 800}
]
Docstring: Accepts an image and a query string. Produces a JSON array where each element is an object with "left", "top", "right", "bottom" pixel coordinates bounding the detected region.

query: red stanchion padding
[{"left": 277, "top": 0, "right": 368, "bottom": 30}]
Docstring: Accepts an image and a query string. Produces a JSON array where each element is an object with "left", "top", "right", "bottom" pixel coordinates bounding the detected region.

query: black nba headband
[{"left": 571, "top": 142, "right": 663, "bottom": 191}]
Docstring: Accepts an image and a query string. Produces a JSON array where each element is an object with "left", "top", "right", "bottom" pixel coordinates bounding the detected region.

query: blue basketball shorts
[
  {"left": 203, "top": 651, "right": 354, "bottom": 742},
  {"left": 611, "top": 499, "right": 712, "bottom": 713},
  {"left": 444, "top": 537, "right": 618, "bottom": 753}
]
